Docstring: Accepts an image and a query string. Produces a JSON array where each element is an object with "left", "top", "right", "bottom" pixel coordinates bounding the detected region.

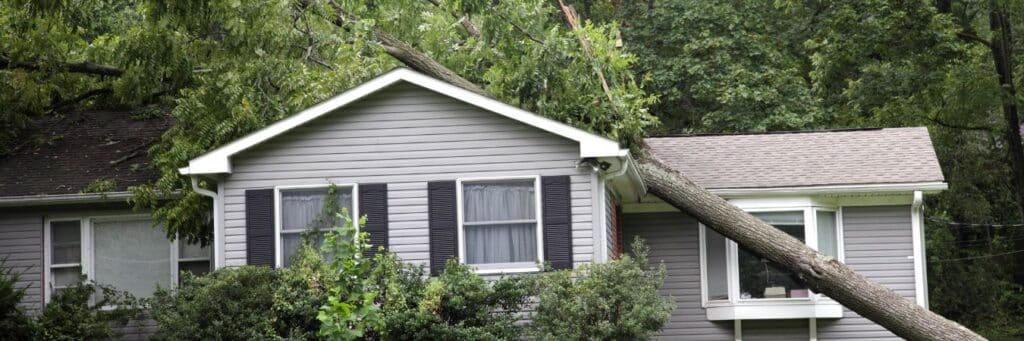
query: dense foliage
[
  {"left": 529, "top": 239, "right": 673, "bottom": 340},
  {"left": 0, "top": 264, "right": 140, "bottom": 341}
]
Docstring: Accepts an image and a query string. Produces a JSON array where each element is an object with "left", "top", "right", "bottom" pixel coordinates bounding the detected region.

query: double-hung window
[
  {"left": 458, "top": 177, "right": 542, "bottom": 273},
  {"left": 276, "top": 185, "right": 356, "bottom": 267},
  {"left": 45, "top": 216, "right": 211, "bottom": 301},
  {"left": 702, "top": 208, "right": 841, "bottom": 303}
]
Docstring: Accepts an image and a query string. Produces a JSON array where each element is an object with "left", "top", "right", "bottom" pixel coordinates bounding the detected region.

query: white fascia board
[
  {"left": 180, "top": 68, "right": 622, "bottom": 175},
  {"left": 0, "top": 192, "right": 134, "bottom": 207},
  {"left": 709, "top": 181, "right": 949, "bottom": 197}
]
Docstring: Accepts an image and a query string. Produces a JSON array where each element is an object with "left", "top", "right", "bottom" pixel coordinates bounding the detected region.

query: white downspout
[
  {"left": 190, "top": 176, "right": 223, "bottom": 269},
  {"left": 910, "top": 191, "right": 927, "bottom": 308}
]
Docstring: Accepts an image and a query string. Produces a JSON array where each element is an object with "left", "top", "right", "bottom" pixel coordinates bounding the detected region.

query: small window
[
  {"left": 178, "top": 241, "right": 212, "bottom": 280},
  {"left": 278, "top": 186, "right": 355, "bottom": 267},
  {"left": 816, "top": 210, "right": 839, "bottom": 258},
  {"left": 49, "top": 220, "right": 82, "bottom": 296},
  {"left": 738, "top": 211, "right": 808, "bottom": 299},
  {"left": 460, "top": 178, "right": 541, "bottom": 270}
]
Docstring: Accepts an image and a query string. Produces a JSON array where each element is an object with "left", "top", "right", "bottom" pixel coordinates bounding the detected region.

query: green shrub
[
  {"left": 528, "top": 238, "right": 674, "bottom": 340},
  {"left": 368, "top": 256, "right": 532, "bottom": 340},
  {"left": 36, "top": 279, "right": 140, "bottom": 341},
  {"left": 0, "top": 258, "right": 36, "bottom": 339}
]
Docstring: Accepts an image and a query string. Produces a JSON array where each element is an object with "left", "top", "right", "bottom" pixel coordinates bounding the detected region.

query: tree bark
[
  {"left": 987, "top": 5, "right": 1024, "bottom": 283},
  {"left": 0, "top": 58, "right": 123, "bottom": 77},
  {"left": 635, "top": 145, "right": 984, "bottom": 341},
  {"left": 424, "top": 0, "right": 481, "bottom": 39},
  {"left": 327, "top": 0, "right": 488, "bottom": 97}
]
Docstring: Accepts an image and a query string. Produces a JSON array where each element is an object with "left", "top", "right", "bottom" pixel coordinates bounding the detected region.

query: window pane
[
  {"left": 52, "top": 266, "right": 82, "bottom": 287},
  {"left": 465, "top": 223, "right": 537, "bottom": 264},
  {"left": 51, "top": 221, "right": 81, "bottom": 264},
  {"left": 179, "top": 241, "right": 210, "bottom": 260},
  {"left": 740, "top": 212, "right": 809, "bottom": 299},
  {"left": 817, "top": 211, "right": 839, "bottom": 258},
  {"left": 93, "top": 219, "right": 171, "bottom": 298},
  {"left": 178, "top": 261, "right": 211, "bottom": 279},
  {"left": 704, "top": 228, "right": 729, "bottom": 301},
  {"left": 282, "top": 232, "right": 334, "bottom": 267},
  {"left": 281, "top": 188, "right": 354, "bottom": 232},
  {"left": 463, "top": 181, "right": 535, "bottom": 222}
]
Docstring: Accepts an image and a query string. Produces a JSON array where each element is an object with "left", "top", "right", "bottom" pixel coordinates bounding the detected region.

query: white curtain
[
  {"left": 280, "top": 188, "right": 352, "bottom": 266},
  {"left": 817, "top": 211, "right": 838, "bottom": 258},
  {"left": 463, "top": 182, "right": 537, "bottom": 264},
  {"left": 93, "top": 219, "right": 171, "bottom": 298},
  {"left": 281, "top": 188, "right": 353, "bottom": 232}
]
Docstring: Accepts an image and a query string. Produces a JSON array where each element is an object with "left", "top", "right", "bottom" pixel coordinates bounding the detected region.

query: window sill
[
  {"left": 705, "top": 299, "right": 843, "bottom": 321},
  {"left": 470, "top": 263, "right": 541, "bottom": 275}
]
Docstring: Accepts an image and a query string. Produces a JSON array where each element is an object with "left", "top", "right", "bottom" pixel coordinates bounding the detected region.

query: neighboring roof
[
  {"left": 180, "top": 68, "right": 625, "bottom": 175},
  {"left": 644, "top": 127, "right": 946, "bottom": 191},
  {"left": 0, "top": 110, "right": 170, "bottom": 197}
]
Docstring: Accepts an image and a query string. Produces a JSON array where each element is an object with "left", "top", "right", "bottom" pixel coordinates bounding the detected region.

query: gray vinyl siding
[
  {"left": 623, "top": 211, "right": 735, "bottom": 340},
  {"left": 221, "top": 82, "right": 599, "bottom": 271},
  {"left": 0, "top": 214, "right": 44, "bottom": 312},
  {"left": 818, "top": 205, "right": 916, "bottom": 340},
  {"left": 743, "top": 319, "right": 808, "bottom": 340}
]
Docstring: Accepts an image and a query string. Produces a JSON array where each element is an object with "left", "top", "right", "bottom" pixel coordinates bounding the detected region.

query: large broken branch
[
  {"left": 0, "top": 58, "right": 123, "bottom": 77},
  {"left": 424, "top": 0, "right": 481, "bottom": 39},
  {"left": 556, "top": 0, "right": 614, "bottom": 103},
  {"left": 635, "top": 145, "right": 983, "bottom": 341},
  {"left": 327, "top": 0, "right": 488, "bottom": 97}
]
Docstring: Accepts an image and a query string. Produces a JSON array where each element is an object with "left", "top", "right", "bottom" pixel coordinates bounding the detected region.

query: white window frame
[
  {"left": 274, "top": 184, "right": 359, "bottom": 268},
  {"left": 698, "top": 206, "right": 845, "bottom": 309},
  {"left": 43, "top": 214, "right": 209, "bottom": 303},
  {"left": 456, "top": 175, "right": 544, "bottom": 274}
]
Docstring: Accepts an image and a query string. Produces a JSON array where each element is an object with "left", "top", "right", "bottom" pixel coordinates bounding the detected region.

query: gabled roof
[
  {"left": 644, "top": 127, "right": 946, "bottom": 192},
  {"left": 0, "top": 110, "right": 170, "bottom": 197},
  {"left": 179, "top": 68, "right": 625, "bottom": 175}
]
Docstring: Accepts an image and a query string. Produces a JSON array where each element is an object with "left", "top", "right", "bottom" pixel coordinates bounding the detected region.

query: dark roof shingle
[
  {"left": 0, "top": 110, "right": 170, "bottom": 197},
  {"left": 644, "top": 127, "right": 945, "bottom": 189}
]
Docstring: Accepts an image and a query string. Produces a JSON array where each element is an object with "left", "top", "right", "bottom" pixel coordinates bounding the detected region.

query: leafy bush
[
  {"left": 0, "top": 258, "right": 36, "bottom": 339},
  {"left": 368, "top": 256, "right": 532, "bottom": 340},
  {"left": 528, "top": 238, "right": 674, "bottom": 340},
  {"left": 36, "top": 279, "right": 140, "bottom": 341}
]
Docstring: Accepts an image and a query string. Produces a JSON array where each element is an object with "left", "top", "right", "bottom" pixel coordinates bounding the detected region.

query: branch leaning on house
[
  {"left": 317, "top": 3, "right": 982, "bottom": 338},
  {"left": 326, "top": 0, "right": 489, "bottom": 97},
  {"left": 0, "top": 58, "right": 124, "bottom": 77},
  {"left": 634, "top": 144, "right": 984, "bottom": 341}
]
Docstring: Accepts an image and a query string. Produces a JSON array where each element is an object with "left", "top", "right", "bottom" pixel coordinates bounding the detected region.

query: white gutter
[
  {"left": 0, "top": 192, "right": 135, "bottom": 207},
  {"left": 910, "top": 190, "right": 928, "bottom": 308},
  {"left": 710, "top": 181, "right": 948, "bottom": 197},
  {"left": 190, "top": 176, "right": 223, "bottom": 269}
]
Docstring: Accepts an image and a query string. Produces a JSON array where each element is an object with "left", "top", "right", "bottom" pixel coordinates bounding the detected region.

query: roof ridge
[{"left": 644, "top": 127, "right": 926, "bottom": 139}]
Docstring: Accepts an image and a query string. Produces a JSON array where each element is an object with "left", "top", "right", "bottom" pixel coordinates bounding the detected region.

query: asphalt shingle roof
[
  {"left": 644, "top": 127, "right": 946, "bottom": 189},
  {"left": 0, "top": 110, "right": 170, "bottom": 197}
]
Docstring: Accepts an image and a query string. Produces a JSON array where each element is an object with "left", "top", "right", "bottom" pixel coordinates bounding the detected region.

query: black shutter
[
  {"left": 245, "top": 189, "right": 275, "bottom": 267},
  {"left": 359, "top": 183, "right": 389, "bottom": 258},
  {"left": 542, "top": 176, "right": 573, "bottom": 270},
  {"left": 428, "top": 181, "right": 458, "bottom": 275}
]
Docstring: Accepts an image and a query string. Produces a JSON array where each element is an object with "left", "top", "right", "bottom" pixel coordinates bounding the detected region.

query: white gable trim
[{"left": 179, "top": 68, "right": 623, "bottom": 175}]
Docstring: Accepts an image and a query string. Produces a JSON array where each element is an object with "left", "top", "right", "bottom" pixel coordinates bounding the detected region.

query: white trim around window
[
  {"left": 43, "top": 214, "right": 210, "bottom": 303},
  {"left": 698, "top": 205, "right": 845, "bottom": 320},
  {"left": 456, "top": 175, "right": 544, "bottom": 274},
  {"left": 273, "top": 184, "right": 359, "bottom": 268}
]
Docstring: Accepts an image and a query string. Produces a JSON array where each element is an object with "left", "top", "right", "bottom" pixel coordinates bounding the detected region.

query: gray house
[{"left": 1, "top": 69, "right": 945, "bottom": 340}]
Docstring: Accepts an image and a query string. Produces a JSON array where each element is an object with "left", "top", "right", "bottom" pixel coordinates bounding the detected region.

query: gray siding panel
[
  {"left": 743, "top": 319, "right": 808, "bottom": 341},
  {"left": 818, "top": 205, "right": 916, "bottom": 341},
  {"left": 623, "top": 212, "right": 735, "bottom": 340},
  {"left": 222, "top": 83, "right": 597, "bottom": 272},
  {"left": 0, "top": 214, "right": 43, "bottom": 312}
]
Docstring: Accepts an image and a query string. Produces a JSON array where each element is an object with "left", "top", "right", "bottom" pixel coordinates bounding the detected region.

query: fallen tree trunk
[{"left": 635, "top": 145, "right": 983, "bottom": 341}]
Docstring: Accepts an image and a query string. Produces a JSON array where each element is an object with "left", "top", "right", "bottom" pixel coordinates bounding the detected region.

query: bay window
[
  {"left": 45, "top": 216, "right": 211, "bottom": 302},
  {"left": 700, "top": 207, "right": 843, "bottom": 319},
  {"left": 458, "top": 177, "right": 542, "bottom": 273},
  {"left": 276, "top": 185, "right": 356, "bottom": 267}
]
